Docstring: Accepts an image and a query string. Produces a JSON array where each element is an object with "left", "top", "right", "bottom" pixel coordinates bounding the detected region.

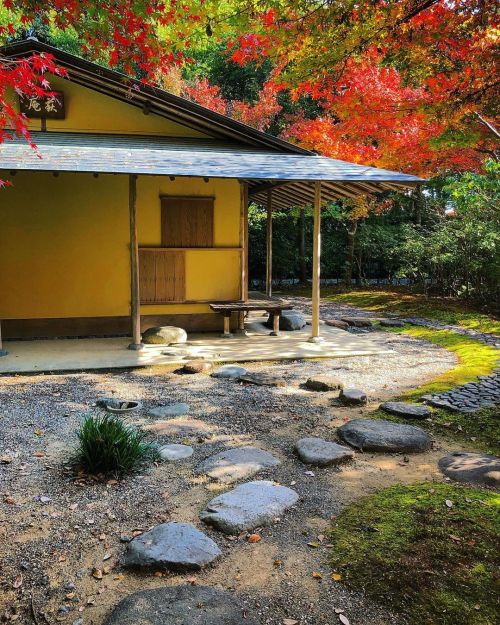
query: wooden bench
[{"left": 209, "top": 291, "right": 293, "bottom": 337}]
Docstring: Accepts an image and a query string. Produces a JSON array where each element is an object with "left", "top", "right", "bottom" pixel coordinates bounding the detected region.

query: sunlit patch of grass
[{"left": 329, "top": 482, "right": 500, "bottom": 625}]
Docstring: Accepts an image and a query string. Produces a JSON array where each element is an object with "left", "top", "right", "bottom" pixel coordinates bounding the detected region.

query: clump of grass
[
  {"left": 329, "top": 482, "right": 500, "bottom": 625},
  {"left": 74, "top": 413, "right": 160, "bottom": 475}
]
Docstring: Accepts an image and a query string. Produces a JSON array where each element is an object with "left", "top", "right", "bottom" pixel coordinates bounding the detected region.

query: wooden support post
[
  {"left": 0, "top": 321, "right": 8, "bottom": 357},
  {"left": 239, "top": 181, "right": 249, "bottom": 301},
  {"left": 309, "top": 181, "right": 323, "bottom": 343},
  {"left": 128, "top": 174, "right": 143, "bottom": 350},
  {"left": 222, "top": 313, "right": 232, "bottom": 338},
  {"left": 270, "top": 312, "right": 280, "bottom": 337},
  {"left": 266, "top": 189, "right": 273, "bottom": 297}
]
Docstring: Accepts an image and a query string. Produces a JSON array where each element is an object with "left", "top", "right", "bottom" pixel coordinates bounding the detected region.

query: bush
[{"left": 74, "top": 413, "right": 160, "bottom": 475}]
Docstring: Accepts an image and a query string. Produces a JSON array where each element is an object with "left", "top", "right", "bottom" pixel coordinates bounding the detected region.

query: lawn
[{"left": 329, "top": 482, "right": 500, "bottom": 625}]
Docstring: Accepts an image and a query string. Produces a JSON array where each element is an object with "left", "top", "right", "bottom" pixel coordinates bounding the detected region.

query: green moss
[{"left": 329, "top": 483, "right": 500, "bottom": 625}]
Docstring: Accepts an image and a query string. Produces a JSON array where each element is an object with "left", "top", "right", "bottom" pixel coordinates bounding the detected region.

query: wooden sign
[{"left": 19, "top": 92, "right": 65, "bottom": 119}]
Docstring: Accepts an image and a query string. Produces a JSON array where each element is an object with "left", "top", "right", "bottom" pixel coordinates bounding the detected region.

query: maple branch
[{"left": 475, "top": 113, "right": 500, "bottom": 139}]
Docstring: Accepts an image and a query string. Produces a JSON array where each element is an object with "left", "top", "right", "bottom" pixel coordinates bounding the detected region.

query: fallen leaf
[
  {"left": 312, "top": 571, "right": 323, "bottom": 579},
  {"left": 99, "top": 533, "right": 106, "bottom": 541},
  {"left": 1, "top": 455, "right": 12, "bottom": 464},
  {"left": 317, "top": 534, "right": 325, "bottom": 543},
  {"left": 331, "top": 573, "right": 342, "bottom": 581},
  {"left": 69, "top": 503, "right": 78, "bottom": 511},
  {"left": 334, "top": 608, "right": 345, "bottom": 614},
  {"left": 449, "top": 534, "right": 461, "bottom": 542},
  {"left": 445, "top": 500, "right": 454, "bottom": 508},
  {"left": 103, "top": 553, "right": 112, "bottom": 561},
  {"left": 12, "top": 574, "right": 23, "bottom": 589},
  {"left": 307, "top": 542, "right": 320, "bottom": 548},
  {"left": 39, "top": 496, "right": 51, "bottom": 504},
  {"left": 33, "top": 451, "right": 45, "bottom": 458},
  {"left": 248, "top": 533, "right": 261, "bottom": 543},
  {"left": 34, "top": 430, "right": 43, "bottom": 437},
  {"left": 4, "top": 495, "right": 16, "bottom": 505},
  {"left": 91, "top": 568, "right": 103, "bottom": 580},
  {"left": 339, "top": 615, "right": 350, "bottom": 625},
  {"left": 283, "top": 620, "right": 299, "bottom": 625}
]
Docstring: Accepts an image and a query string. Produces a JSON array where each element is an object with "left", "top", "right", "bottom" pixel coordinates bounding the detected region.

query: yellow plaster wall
[{"left": 0, "top": 172, "right": 241, "bottom": 321}]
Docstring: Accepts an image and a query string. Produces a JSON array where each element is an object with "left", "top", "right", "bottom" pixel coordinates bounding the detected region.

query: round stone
[
  {"left": 182, "top": 360, "right": 214, "bottom": 374},
  {"left": 325, "top": 319, "right": 349, "bottom": 330},
  {"left": 337, "top": 418, "right": 432, "bottom": 453},
  {"left": 304, "top": 376, "right": 343, "bottom": 392},
  {"left": 295, "top": 438, "right": 354, "bottom": 466},
  {"left": 196, "top": 446, "right": 280, "bottom": 483},
  {"left": 211, "top": 365, "right": 248, "bottom": 379},
  {"left": 159, "top": 444, "right": 194, "bottom": 462},
  {"left": 438, "top": 452, "right": 500, "bottom": 489},
  {"left": 148, "top": 402, "right": 190, "bottom": 418},
  {"left": 103, "top": 586, "right": 260, "bottom": 625},
  {"left": 339, "top": 388, "right": 367, "bottom": 406},
  {"left": 380, "top": 401, "right": 431, "bottom": 419},
  {"left": 266, "top": 310, "right": 306, "bottom": 331},
  {"left": 122, "top": 522, "right": 221, "bottom": 571},
  {"left": 142, "top": 326, "right": 187, "bottom": 345}
]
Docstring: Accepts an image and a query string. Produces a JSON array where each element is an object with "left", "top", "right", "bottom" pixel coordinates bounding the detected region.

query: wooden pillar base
[
  {"left": 269, "top": 312, "right": 280, "bottom": 337},
  {"left": 307, "top": 336, "right": 324, "bottom": 344},
  {"left": 221, "top": 314, "right": 232, "bottom": 338}
]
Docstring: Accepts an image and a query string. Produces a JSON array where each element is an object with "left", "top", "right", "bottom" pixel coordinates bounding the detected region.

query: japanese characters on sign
[{"left": 19, "top": 92, "right": 65, "bottom": 119}]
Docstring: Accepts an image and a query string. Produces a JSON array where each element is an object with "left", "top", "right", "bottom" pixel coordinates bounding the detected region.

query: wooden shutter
[
  {"left": 161, "top": 196, "right": 214, "bottom": 248},
  {"left": 139, "top": 249, "right": 185, "bottom": 303}
]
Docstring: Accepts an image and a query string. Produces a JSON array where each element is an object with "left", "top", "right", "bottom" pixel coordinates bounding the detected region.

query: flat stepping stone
[
  {"left": 438, "top": 452, "right": 500, "bottom": 489},
  {"left": 325, "top": 319, "right": 349, "bottom": 330},
  {"left": 145, "top": 417, "right": 215, "bottom": 437},
  {"left": 341, "top": 317, "right": 373, "bottom": 327},
  {"left": 148, "top": 402, "right": 190, "bottom": 418},
  {"left": 104, "top": 585, "right": 259, "bottom": 625},
  {"left": 339, "top": 388, "right": 367, "bottom": 406},
  {"left": 181, "top": 360, "right": 214, "bottom": 374},
  {"left": 295, "top": 438, "right": 354, "bottom": 466},
  {"left": 337, "top": 418, "right": 431, "bottom": 453},
  {"left": 305, "top": 376, "right": 343, "bottom": 392},
  {"left": 196, "top": 446, "right": 280, "bottom": 483},
  {"left": 212, "top": 365, "right": 248, "bottom": 379},
  {"left": 380, "top": 401, "right": 431, "bottom": 419},
  {"left": 239, "top": 372, "right": 286, "bottom": 387},
  {"left": 200, "top": 480, "right": 298, "bottom": 534},
  {"left": 142, "top": 326, "right": 187, "bottom": 345},
  {"left": 159, "top": 444, "right": 194, "bottom": 462},
  {"left": 122, "top": 522, "right": 221, "bottom": 571},
  {"left": 380, "top": 319, "right": 405, "bottom": 327}
]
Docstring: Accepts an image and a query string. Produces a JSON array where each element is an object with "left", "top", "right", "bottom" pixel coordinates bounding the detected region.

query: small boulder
[
  {"left": 337, "top": 418, "right": 431, "bottom": 453},
  {"left": 182, "top": 360, "right": 213, "bottom": 374},
  {"left": 122, "top": 522, "right": 220, "bottom": 571},
  {"left": 438, "top": 452, "right": 500, "bottom": 489},
  {"left": 159, "top": 444, "right": 194, "bottom": 462},
  {"left": 380, "top": 319, "right": 405, "bottom": 328},
  {"left": 148, "top": 402, "right": 190, "bottom": 418},
  {"left": 239, "top": 372, "right": 286, "bottom": 387},
  {"left": 211, "top": 365, "right": 248, "bottom": 379},
  {"left": 266, "top": 310, "right": 306, "bottom": 331},
  {"left": 305, "top": 376, "right": 343, "bottom": 392},
  {"left": 142, "top": 326, "right": 187, "bottom": 345},
  {"left": 380, "top": 401, "right": 431, "bottom": 419},
  {"left": 339, "top": 388, "right": 367, "bottom": 406},
  {"left": 341, "top": 317, "right": 373, "bottom": 328},
  {"left": 295, "top": 438, "right": 354, "bottom": 466},
  {"left": 196, "top": 446, "right": 280, "bottom": 483},
  {"left": 325, "top": 319, "right": 349, "bottom": 330}
]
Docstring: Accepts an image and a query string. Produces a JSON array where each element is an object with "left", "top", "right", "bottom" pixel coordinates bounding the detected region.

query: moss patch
[{"left": 329, "top": 482, "right": 500, "bottom": 625}]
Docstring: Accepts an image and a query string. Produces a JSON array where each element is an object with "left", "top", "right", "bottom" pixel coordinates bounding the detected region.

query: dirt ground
[{"left": 0, "top": 330, "right": 459, "bottom": 625}]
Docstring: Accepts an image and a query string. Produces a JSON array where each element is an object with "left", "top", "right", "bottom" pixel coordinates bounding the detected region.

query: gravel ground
[{"left": 0, "top": 326, "right": 458, "bottom": 625}]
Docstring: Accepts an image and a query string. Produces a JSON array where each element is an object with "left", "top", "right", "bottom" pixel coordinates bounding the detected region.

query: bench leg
[
  {"left": 270, "top": 312, "right": 280, "bottom": 336},
  {"left": 234, "top": 310, "right": 248, "bottom": 336},
  {"left": 221, "top": 313, "right": 232, "bottom": 338}
]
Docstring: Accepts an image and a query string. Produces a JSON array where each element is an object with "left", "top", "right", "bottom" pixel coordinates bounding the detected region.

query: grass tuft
[
  {"left": 329, "top": 482, "right": 500, "bottom": 625},
  {"left": 73, "top": 413, "right": 160, "bottom": 476}
]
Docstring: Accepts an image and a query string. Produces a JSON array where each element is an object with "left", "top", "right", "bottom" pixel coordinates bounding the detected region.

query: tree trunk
[
  {"left": 298, "top": 207, "right": 307, "bottom": 284},
  {"left": 344, "top": 219, "right": 358, "bottom": 287},
  {"left": 414, "top": 186, "right": 423, "bottom": 225}
]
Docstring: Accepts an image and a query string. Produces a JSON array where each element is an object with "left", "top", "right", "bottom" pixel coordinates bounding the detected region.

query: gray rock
[
  {"left": 239, "top": 372, "right": 286, "bottom": 387},
  {"left": 339, "top": 388, "right": 367, "bottom": 406},
  {"left": 380, "top": 319, "right": 405, "bottom": 327},
  {"left": 438, "top": 452, "right": 500, "bottom": 489},
  {"left": 96, "top": 398, "right": 141, "bottom": 413},
  {"left": 200, "top": 480, "right": 298, "bottom": 534},
  {"left": 103, "top": 586, "right": 259, "bottom": 625},
  {"left": 181, "top": 360, "right": 214, "bottom": 374},
  {"left": 341, "top": 317, "right": 373, "bottom": 328},
  {"left": 295, "top": 438, "right": 354, "bottom": 466},
  {"left": 380, "top": 401, "right": 431, "bottom": 419},
  {"left": 122, "top": 522, "right": 221, "bottom": 571},
  {"left": 196, "top": 447, "right": 280, "bottom": 483},
  {"left": 142, "top": 326, "right": 187, "bottom": 345},
  {"left": 325, "top": 319, "right": 349, "bottom": 330},
  {"left": 148, "top": 402, "right": 190, "bottom": 418},
  {"left": 305, "top": 376, "right": 343, "bottom": 392},
  {"left": 159, "top": 444, "right": 194, "bottom": 462},
  {"left": 338, "top": 418, "right": 431, "bottom": 453},
  {"left": 212, "top": 365, "right": 248, "bottom": 379},
  {"left": 266, "top": 310, "right": 306, "bottom": 331}
]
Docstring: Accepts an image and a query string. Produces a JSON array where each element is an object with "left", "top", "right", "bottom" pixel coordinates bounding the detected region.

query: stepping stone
[
  {"left": 142, "top": 326, "right": 187, "bottom": 345},
  {"left": 305, "top": 376, "right": 343, "bottom": 392},
  {"left": 145, "top": 417, "right": 215, "bottom": 437},
  {"left": 200, "top": 480, "right": 298, "bottom": 534},
  {"left": 438, "top": 452, "right": 500, "bottom": 489},
  {"left": 380, "top": 319, "right": 405, "bottom": 327},
  {"left": 196, "top": 447, "right": 280, "bottom": 483},
  {"left": 212, "top": 365, "right": 248, "bottom": 379},
  {"left": 341, "top": 317, "right": 373, "bottom": 328},
  {"left": 104, "top": 586, "right": 260, "bottom": 625},
  {"left": 122, "top": 522, "right": 221, "bottom": 571},
  {"left": 337, "top": 418, "right": 431, "bottom": 453},
  {"left": 148, "top": 402, "right": 190, "bottom": 418},
  {"left": 182, "top": 360, "right": 214, "bottom": 374},
  {"left": 339, "top": 388, "right": 367, "bottom": 406},
  {"left": 239, "top": 372, "right": 286, "bottom": 387},
  {"left": 159, "top": 444, "right": 194, "bottom": 462},
  {"left": 295, "top": 438, "right": 354, "bottom": 466},
  {"left": 380, "top": 401, "right": 431, "bottom": 419},
  {"left": 325, "top": 319, "right": 349, "bottom": 330}
]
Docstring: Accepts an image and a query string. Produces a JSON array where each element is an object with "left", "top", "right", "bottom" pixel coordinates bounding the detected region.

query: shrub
[{"left": 74, "top": 413, "right": 160, "bottom": 475}]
